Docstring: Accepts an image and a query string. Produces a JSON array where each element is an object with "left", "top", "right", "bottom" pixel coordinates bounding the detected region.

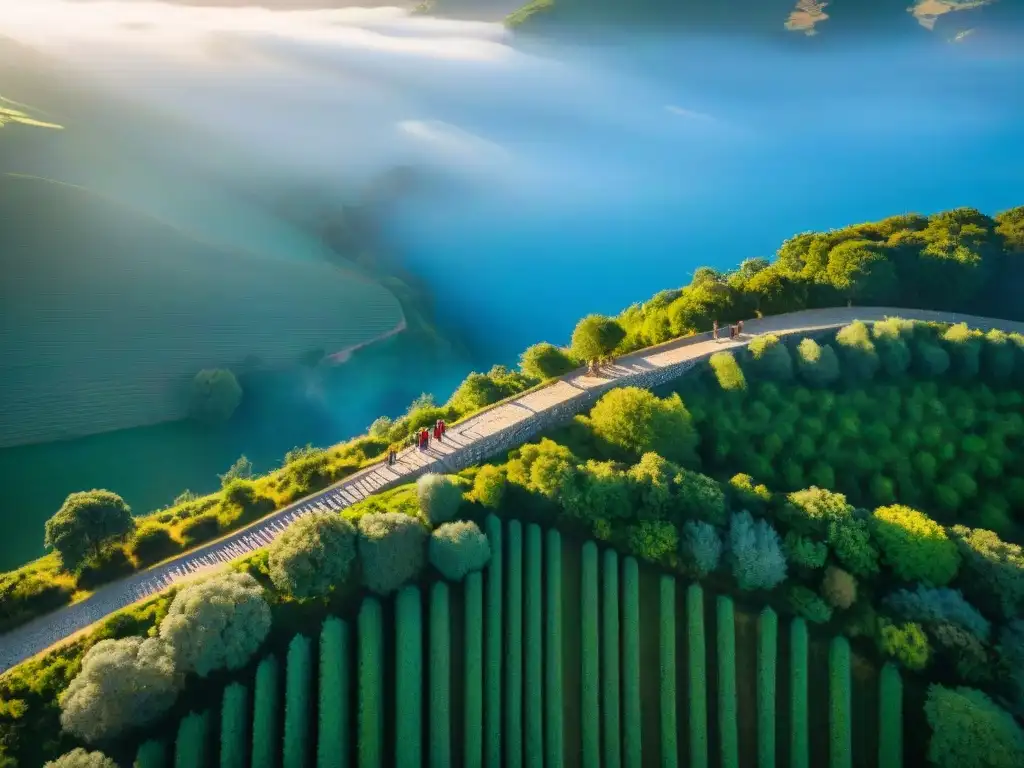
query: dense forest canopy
[{"left": 612, "top": 206, "right": 1024, "bottom": 351}]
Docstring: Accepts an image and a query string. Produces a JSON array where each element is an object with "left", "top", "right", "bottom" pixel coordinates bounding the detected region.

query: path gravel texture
[{"left": 2, "top": 306, "right": 1022, "bottom": 674}]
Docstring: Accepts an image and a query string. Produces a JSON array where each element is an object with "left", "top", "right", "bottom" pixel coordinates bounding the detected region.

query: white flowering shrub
[
  {"left": 159, "top": 571, "right": 270, "bottom": 677},
  {"left": 59, "top": 637, "right": 180, "bottom": 743}
]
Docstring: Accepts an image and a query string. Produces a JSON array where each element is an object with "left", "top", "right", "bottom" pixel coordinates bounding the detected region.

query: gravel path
[{"left": 3, "top": 306, "right": 1021, "bottom": 674}]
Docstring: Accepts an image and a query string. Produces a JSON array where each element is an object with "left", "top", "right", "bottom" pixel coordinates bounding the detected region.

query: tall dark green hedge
[
  {"left": 430, "top": 581, "right": 452, "bottom": 768},
  {"left": 660, "top": 576, "right": 678, "bottom": 768},
  {"left": 717, "top": 596, "right": 739, "bottom": 768},
  {"left": 581, "top": 541, "right": 601, "bottom": 768},
  {"left": 603, "top": 548, "right": 622, "bottom": 768},
  {"left": 623, "top": 557, "right": 642, "bottom": 768},
  {"left": 505, "top": 520, "right": 524, "bottom": 768},
  {"left": 484, "top": 515, "right": 503, "bottom": 768},
  {"left": 687, "top": 584, "right": 708, "bottom": 768},
  {"left": 358, "top": 599, "right": 383, "bottom": 768},
  {"left": 464, "top": 571, "right": 484, "bottom": 768},
  {"left": 545, "top": 529, "right": 564, "bottom": 768},
  {"left": 175, "top": 711, "right": 209, "bottom": 768},
  {"left": 758, "top": 608, "right": 778, "bottom": 768},
  {"left": 878, "top": 663, "right": 902, "bottom": 768},
  {"left": 252, "top": 655, "right": 280, "bottom": 768},
  {"left": 136, "top": 740, "right": 168, "bottom": 768},
  {"left": 283, "top": 635, "right": 312, "bottom": 768},
  {"left": 525, "top": 524, "right": 544, "bottom": 766},
  {"left": 395, "top": 587, "right": 423, "bottom": 768},
  {"left": 790, "top": 619, "right": 809, "bottom": 768},
  {"left": 829, "top": 637, "right": 852, "bottom": 768},
  {"left": 219, "top": 682, "right": 248, "bottom": 768},
  {"left": 317, "top": 617, "right": 350, "bottom": 768}
]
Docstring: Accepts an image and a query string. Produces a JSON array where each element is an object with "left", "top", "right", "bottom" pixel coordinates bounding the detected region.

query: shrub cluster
[
  {"left": 158, "top": 571, "right": 271, "bottom": 677},
  {"left": 679, "top": 321, "right": 1024, "bottom": 535},
  {"left": 357, "top": 512, "right": 429, "bottom": 595},
  {"left": 429, "top": 521, "right": 492, "bottom": 581},
  {"left": 267, "top": 512, "right": 358, "bottom": 600},
  {"left": 924, "top": 685, "right": 1024, "bottom": 768}
]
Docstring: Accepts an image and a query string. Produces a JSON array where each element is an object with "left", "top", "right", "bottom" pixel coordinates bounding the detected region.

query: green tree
[
  {"left": 416, "top": 474, "right": 464, "bottom": 527},
  {"left": 626, "top": 452, "right": 677, "bottom": 520},
  {"left": 267, "top": 512, "right": 358, "bottom": 600},
  {"left": 506, "top": 440, "right": 577, "bottom": 500},
  {"left": 995, "top": 206, "right": 1024, "bottom": 253},
  {"left": 589, "top": 387, "right": 698, "bottom": 465},
  {"left": 219, "top": 456, "right": 253, "bottom": 486},
  {"left": 825, "top": 240, "right": 898, "bottom": 303},
  {"left": 357, "top": 512, "right": 428, "bottom": 595},
  {"left": 471, "top": 465, "right": 507, "bottom": 509},
  {"left": 745, "top": 334, "right": 794, "bottom": 381},
  {"left": 159, "top": 572, "right": 271, "bottom": 676},
  {"left": 570, "top": 314, "right": 626, "bottom": 364},
  {"left": 674, "top": 469, "right": 727, "bottom": 526},
  {"left": 59, "top": 637, "right": 180, "bottom": 743},
  {"left": 834, "top": 322, "right": 880, "bottom": 381},
  {"left": 448, "top": 373, "right": 503, "bottom": 413},
  {"left": 878, "top": 620, "right": 930, "bottom": 671},
  {"left": 520, "top": 343, "right": 576, "bottom": 380},
  {"left": 429, "top": 521, "right": 492, "bottom": 581},
  {"left": 709, "top": 351, "right": 747, "bottom": 391},
  {"left": 666, "top": 282, "right": 737, "bottom": 335},
  {"left": 44, "top": 490, "right": 135, "bottom": 571},
  {"left": 784, "top": 486, "right": 854, "bottom": 536},
  {"left": 189, "top": 369, "right": 243, "bottom": 424},
  {"left": 744, "top": 267, "right": 807, "bottom": 316},
  {"left": 795, "top": 338, "right": 840, "bottom": 387},
  {"left": 872, "top": 505, "right": 960, "bottom": 586},
  {"left": 924, "top": 685, "right": 1024, "bottom": 768}
]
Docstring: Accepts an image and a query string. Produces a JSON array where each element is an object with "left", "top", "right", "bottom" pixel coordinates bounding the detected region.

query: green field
[
  {"left": 133, "top": 517, "right": 902, "bottom": 768},
  {"left": 0, "top": 174, "right": 404, "bottom": 448}
]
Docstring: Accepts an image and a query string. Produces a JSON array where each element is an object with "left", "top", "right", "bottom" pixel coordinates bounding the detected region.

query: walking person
[
  {"left": 433, "top": 421, "right": 442, "bottom": 444},
  {"left": 713, "top": 319, "right": 719, "bottom": 341},
  {"left": 738, "top": 319, "right": 744, "bottom": 336},
  {"left": 729, "top": 324, "right": 737, "bottom": 340},
  {"left": 440, "top": 419, "right": 447, "bottom": 438}
]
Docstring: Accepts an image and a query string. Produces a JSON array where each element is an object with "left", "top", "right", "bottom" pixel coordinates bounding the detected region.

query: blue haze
[{"left": 0, "top": 1, "right": 1020, "bottom": 567}]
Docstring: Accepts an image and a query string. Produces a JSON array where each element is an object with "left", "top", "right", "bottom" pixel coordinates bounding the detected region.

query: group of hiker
[
  {"left": 385, "top": 419, "right": 450, "bottom": 466},
  {"left": 415, "top": 419, "right": 448, "bottom": 451},
  {"left": 712, "top": 318, "right": 744, "bottom": 341}
]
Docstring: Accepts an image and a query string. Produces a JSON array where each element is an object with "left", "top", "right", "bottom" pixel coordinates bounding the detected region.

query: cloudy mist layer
[{"left": 1, "top": 0, "right": 1022, "bottom": 353}]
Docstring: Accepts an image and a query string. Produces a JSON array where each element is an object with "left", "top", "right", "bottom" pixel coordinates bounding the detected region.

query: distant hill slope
[
  {"left": 0, "top": 174, "right": 404, "bottom": 448},
  {"left": 503, "top": 0, "right": 1019, "bottom": 42}
]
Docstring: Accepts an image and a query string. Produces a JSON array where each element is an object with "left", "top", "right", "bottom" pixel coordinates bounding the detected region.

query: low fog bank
[{"left": 1, "top": 0, "right": 1022, "bottom": 358}]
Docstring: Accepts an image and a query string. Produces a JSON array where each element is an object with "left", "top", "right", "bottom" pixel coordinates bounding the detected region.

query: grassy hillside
[{"left": 0, "top": 174, "right": 404, "bottom": 447}]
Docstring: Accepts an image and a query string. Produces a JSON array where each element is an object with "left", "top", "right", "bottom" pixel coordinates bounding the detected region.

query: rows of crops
[{"left": 135, "top": 516, "right": 905, "bottom": 767}]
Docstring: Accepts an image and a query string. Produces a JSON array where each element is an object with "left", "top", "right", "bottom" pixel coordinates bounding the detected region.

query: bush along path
[{"left": 3, "top": 306, "right": 1024, "bottom": 673}]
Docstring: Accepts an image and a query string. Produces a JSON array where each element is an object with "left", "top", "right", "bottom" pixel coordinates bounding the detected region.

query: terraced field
[
  {"left": 0, "top": 174, "right": 404, "bottom": 447},
  {"left": 133, "top": 518, "right": 905, "bottom": 768}
]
